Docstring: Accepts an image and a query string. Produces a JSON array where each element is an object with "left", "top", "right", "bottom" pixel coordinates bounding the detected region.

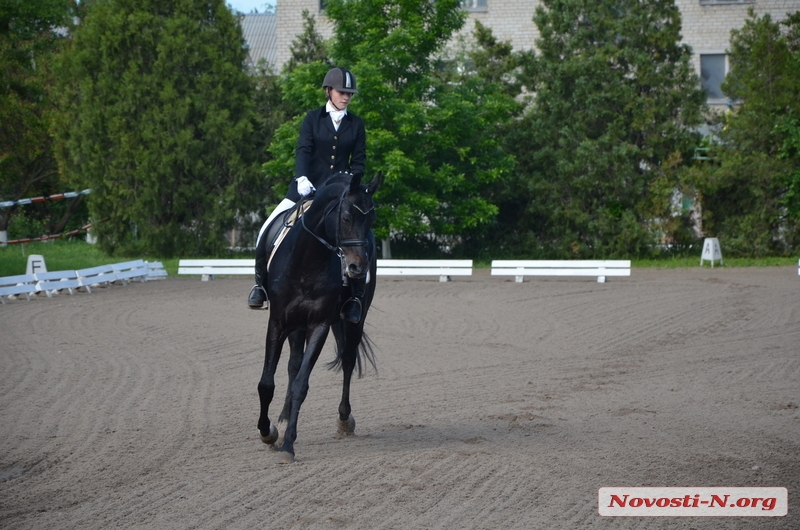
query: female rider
[{"left": 248, "top": 67, "right": 367, "bottom": 323}]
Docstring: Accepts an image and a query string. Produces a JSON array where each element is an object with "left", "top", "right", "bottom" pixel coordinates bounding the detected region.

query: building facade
[{"left": 242, "top": 0, "right": 799, "bottom": 104}]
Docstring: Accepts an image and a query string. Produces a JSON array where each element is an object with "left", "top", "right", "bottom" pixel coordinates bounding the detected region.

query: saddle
[{"left": 264, "top": 199, "right": 313, "bottom": 273}]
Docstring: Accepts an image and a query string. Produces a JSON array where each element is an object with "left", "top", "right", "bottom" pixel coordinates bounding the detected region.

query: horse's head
[{"left": 317, "top": 171, "right": 382, "bottom": 279}]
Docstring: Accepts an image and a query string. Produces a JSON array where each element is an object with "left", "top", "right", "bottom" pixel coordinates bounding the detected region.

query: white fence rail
[{"left": 491, "top": 260, "right": 631, "bottom": 283}]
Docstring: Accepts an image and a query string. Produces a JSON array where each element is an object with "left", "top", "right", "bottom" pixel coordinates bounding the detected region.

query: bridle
[{"left": 300, "top": 186, "right": 375, "bottom": 272}]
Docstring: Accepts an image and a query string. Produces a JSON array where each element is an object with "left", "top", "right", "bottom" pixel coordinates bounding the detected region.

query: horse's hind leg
[{"left": 257, "top": 319, "right": 286, "bottom": 444}]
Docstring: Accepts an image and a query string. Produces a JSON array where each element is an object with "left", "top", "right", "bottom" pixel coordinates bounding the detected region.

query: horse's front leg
[
  {"left": 276, "top": 324, "right": 331, "bottom": 463},
  {"left": 274, "top": 330, "right": 305, "bottom": 448},
  {"left": 257, "top": 318, "right": 287, "bottom": 445}
]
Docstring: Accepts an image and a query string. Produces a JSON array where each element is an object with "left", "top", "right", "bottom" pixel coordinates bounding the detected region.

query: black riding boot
[
  {"left": 341, "top": 276, "right": 366, "bottom": 323},
  {"left": 247, "top": 242, "right": 268, "bottom": 309}
]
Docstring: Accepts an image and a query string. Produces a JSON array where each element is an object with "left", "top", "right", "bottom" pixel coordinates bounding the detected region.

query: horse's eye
[{"left": 342, "top": 213, "right": 352, "bottom": 225}]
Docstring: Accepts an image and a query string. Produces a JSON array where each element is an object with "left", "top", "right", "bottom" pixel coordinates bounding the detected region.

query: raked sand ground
[{"left": 1, "top": 266, "right": 798, "bottom": 529}]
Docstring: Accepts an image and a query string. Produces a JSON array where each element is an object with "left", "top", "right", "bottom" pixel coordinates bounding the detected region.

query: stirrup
[
  {"left": 248, "top": 284, "right": 268, "bottom": 310},
  {"left": 340, "top": 297, "right": 362, "bottom": 323}
]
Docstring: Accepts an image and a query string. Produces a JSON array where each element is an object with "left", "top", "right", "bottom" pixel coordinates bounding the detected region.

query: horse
[{"left": 256, "top": 171, "right": 382, "bottom": 464}]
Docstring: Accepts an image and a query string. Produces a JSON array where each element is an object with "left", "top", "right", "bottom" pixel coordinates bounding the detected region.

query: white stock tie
[{"left": 329, "top": 110, "right": 345, "bottom": 131}]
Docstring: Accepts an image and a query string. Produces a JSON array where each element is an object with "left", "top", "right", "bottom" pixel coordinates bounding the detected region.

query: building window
[
  {"left": 461, "top": 0, "right": 487, "bottom": 11},
  {"left": 320, "top": 0, "right": 327, "bottom": 11},
  {"left": 700, "top": 54, "right": 727, "bottom": 100}
]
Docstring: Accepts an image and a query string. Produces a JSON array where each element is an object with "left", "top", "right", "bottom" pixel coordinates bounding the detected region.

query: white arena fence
[{"left": 0, "top": 260, "right": 167, "bottom": 304}]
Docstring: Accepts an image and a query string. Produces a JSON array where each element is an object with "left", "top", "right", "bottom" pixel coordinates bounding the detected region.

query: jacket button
[
  {"left": 332, "top": 146, "right": 336, "bottom": 150},
  {"left": 331, "top": 155, "right": 335, "bottom": 159},
  {"left": 334, "top": 136, "right": 338, "bottom": 140},
  {"left": 330, "top": 165, "right": 334, "bottom": 169}
]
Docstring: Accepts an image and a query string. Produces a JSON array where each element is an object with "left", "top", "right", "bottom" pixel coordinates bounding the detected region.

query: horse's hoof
[
  {"left": 276, "top": 451, "right": 295, "bottom": 464},
  {"left": 259, "top": 424, "right": 279, "bottom": 445},
  {"left": 337, "top": 413, "right": 356, "bottom": 436}
]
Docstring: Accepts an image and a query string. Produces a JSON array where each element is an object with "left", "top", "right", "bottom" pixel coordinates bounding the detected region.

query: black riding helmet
[{"left": 322, "top": 67, "right": 358, "bottom": 94}]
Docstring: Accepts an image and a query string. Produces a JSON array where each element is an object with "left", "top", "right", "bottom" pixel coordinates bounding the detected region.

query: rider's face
[{"left": 329, "top": 88, "right": 352, "bottom": 110}]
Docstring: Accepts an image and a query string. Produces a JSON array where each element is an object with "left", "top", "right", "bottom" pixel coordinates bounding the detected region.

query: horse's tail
[{"left": 326, "top": 322, "right": 377, "bottom": 378}]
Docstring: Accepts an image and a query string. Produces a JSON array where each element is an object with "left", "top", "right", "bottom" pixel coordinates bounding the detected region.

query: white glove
[{"left": 296, "top": 176, "right": 316, "bottom": 197}]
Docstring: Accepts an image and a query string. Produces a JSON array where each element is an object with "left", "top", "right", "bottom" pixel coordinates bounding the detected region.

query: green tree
[
  {"left": 432, "top": 21, "right": 525, "bottom": 258},
  {"left": 507, "top": 0, "right": 705, "bottom": 258},
  {"left": 258, "top": 10, "right": 331, "bottom": 212},
  {"left": 53, "top": 0, "right": 263, "bottom": 257},
  {"left": 689, "top": 10, "right": 800, "bottom": 255},
  {"left": 0, "top": 0, "right": 78, "bottom": 242},
  {"left": 463, "top": 20, "right": 524, "bottom": 98},
  {"left": 267, "top": 0, "right": 517, "bottom": 257},
  {"left": 283, "top": 9, "right": 330, "bottom": 74}
]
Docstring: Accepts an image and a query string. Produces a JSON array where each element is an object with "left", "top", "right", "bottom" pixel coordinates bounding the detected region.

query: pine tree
[
  {"left": 690, "top": 10, "right": 800, "bottom": 255},
  {"left": 54, "top": 0, "right": 262, "bottom": 256},
  {"left": 0, "top": 0, "right": 77, "bottom": 241},
  {"left": 509, "top": 0, "right": 705, "bottom": 258},
  {"left": 284, "top": 9, "right": 329, "bottom": 73}
]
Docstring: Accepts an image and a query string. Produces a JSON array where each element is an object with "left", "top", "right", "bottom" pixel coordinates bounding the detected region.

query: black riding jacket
[{"left": 286, "top": 106, "right": 366, "bottom": 202}]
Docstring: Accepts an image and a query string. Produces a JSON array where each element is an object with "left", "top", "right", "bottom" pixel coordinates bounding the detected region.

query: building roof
[{"left": 240, "top": 14, "right": 277, "bottom": 70}]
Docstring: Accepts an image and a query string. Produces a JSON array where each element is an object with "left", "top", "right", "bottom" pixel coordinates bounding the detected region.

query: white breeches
[{"left": 256, "top": 198, "right": 296, "bottom": 246}]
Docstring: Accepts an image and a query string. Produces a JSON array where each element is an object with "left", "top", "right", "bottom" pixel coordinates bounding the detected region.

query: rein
[{"left": 300, "top": 186, "right": 374, "bottom": 273}]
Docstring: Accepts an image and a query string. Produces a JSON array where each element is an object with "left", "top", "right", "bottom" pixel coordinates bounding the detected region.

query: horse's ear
[
  {"left": 365, "top": 171, "right": 382, "bottom": 195},
  {"left": 349, "top": 172, "right": 363, "bottom": 193}
]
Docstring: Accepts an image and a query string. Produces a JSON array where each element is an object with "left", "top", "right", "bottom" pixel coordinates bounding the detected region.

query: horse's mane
[
  {"left": 306, "top": 172, "right": 360, "bottom": 210},
  {"left": 320, "top": 171, "right": 355, "bottom": 191}
]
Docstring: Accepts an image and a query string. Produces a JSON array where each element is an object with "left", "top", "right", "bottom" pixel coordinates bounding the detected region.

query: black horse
[{"left": 257, "top": 171, "right": 382, "bottom": 463}]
